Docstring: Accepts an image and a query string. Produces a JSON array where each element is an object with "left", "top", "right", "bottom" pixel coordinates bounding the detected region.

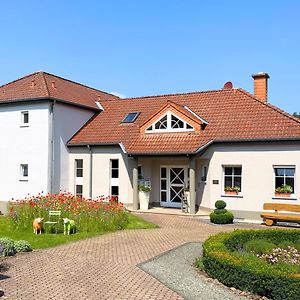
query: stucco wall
[
  {"left": 68, "top": 146, "right": 133, "bottom": 205},
  {"left": 53, "top": 103, "right": 94, "bottom": 193},
  {"left": 0, "top": 102, "right": 50, "bottom": 206},
  {"left": 200, "top": 142, "right": 300, "bottom": 213}
]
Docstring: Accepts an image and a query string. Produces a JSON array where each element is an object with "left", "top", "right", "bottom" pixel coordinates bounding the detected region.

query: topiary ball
[
  {"left": 14, "top": 240, "right": 32, "bottom": 253},
  {"left": 0, "top": 237, "right": 16, "bottom": 256},
  {"left": 215, "top": 200, "right": 227, "bottom": 209},
  {"left": 210, "top": 211, "right": 234, "bottom": 224}
]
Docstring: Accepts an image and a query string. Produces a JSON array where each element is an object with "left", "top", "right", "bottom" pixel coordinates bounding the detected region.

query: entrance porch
[{"left": 131, "top": 156, "right": 208, "bottom": 214}]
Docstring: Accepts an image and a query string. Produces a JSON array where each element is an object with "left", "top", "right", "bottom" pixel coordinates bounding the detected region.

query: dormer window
[{"left": 146, "top": 112, "right": 194, "bottom": 133}]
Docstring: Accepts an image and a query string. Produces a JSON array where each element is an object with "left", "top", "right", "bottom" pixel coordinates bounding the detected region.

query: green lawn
[{"left": 0, "top": 213, "right": 158, "bottom": 249}]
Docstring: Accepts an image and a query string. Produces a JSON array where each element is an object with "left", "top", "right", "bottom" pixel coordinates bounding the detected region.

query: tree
[{"left": 293, "top": 112, "right": 300, "bottom": 118}]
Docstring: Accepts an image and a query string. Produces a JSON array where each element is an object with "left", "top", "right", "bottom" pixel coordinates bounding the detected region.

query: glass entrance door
[{"left": 160, "top": 166, "right": 188, "bottom": 208}]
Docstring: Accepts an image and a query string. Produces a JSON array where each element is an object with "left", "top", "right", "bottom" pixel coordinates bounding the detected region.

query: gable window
[
  {"left": 274, "top": 166, "right": 295, "bottom": 195},
  {"left": 21, "top": 111, "right": 29, "bottom": 127},
  {"left": 20, "top": 164, "right": 28, "bottom": 180},
  {"left": 122, "top": 112, "right": 140, "bottom": 123},
  {"left": 146, "top": 112, "right": 194, "bottom": 133},
  {"left": 224, "top": 166, "right": 242, "bottom": 192}
]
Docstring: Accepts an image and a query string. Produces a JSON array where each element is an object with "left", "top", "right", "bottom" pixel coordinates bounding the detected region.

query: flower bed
[
  {"left": 201, "top": 229, "right": 300, "bottom": 300},
  {"left": 8, "top": 192, "right": 128, "bottom": 233}
]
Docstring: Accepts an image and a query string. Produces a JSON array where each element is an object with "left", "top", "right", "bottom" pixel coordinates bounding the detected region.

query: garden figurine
[
  {"left": 33, "top": 217, "right": 44, "bottom": 234},
  {"left": 63, "top": 218, "right": 76, "bottom": 235}
]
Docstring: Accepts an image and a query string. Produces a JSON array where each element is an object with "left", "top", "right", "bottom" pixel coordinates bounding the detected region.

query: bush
[
  {"left": 243, "top": 239, "right": 275, "bottom": 255},
  {"left": 215, "top": 200, "right": 226, "bottom": 209},
  {"left": 210, "top": 211, "right": 234, "bottom": 224},
  {"left": 201, "top": 229, "right": 300, "bottom": 300},
  {"left": 0, "top": 237, "right": 16, "bottom": 257},
  {"left": 14, "top": 240, "right": 32, "bottom": 253}
]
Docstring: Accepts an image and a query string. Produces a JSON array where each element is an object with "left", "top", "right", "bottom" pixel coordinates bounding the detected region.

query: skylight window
[{"left": 122, "top": 112, "right": 140, "bottom": 123}]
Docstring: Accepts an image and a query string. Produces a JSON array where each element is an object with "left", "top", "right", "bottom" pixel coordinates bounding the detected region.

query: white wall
[
  {"left": 201, "top": 142, "right": 300, "bottom": 213},
  {"left": 53, "top": 103, "right": 94, "bottom": 193},
  {"left": 69, "top": 146, "right": 133, "bottom": 206},
  {"left": 0, "top": 102, "right": 50, "bottom": 202}
]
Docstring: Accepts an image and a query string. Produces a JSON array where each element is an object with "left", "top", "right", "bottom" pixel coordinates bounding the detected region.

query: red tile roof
[
  {"left": 0, "top": 71, "right": 118, "bottom": 110},
  {"left": 68, "top": 88, "right": 300, "bottom": 154}
]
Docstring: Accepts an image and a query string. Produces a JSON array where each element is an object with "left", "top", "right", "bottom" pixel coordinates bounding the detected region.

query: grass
[{"left": 0, "top": 213, "right": 158, "bottom": 249}]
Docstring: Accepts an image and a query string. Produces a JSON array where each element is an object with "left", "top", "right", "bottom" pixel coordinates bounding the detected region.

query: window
[
  {"left": 201, "top": 166, "right": 207, "bottom": 182},
  {"left": 21, "top": 111, "right": 29, "bottom": 126},
  {"left": 138, "top": 165, "right": 143, "bottom": 180},
  {"left": 146, "top": 112, "right": 194, "bottom": 133},
  {"left": 224, "top": 166, "right": 242, "bottom": 192},
  {"left": 111, "top": 159, "right": 119, "bottom": 178},
  {"left": 76, "top": 185, "right": 83, "bottom": 197},
  {"left": 274, "top": 166, "right": 295, "bottom": 194},
  {"left": 75, "top": 159, "right": 83, "bottom": 177},
  {"left": 110, "top": 159, "right": 119, "bottom": 197},
  {"left": 20, "top": 164, "right": 28, "bottom": 180},
  {"left": 122, "top": 112, "right": 140, "bottom": 123}
]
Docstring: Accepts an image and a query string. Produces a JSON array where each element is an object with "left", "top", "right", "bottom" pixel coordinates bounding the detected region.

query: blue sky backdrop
[{"left": 1, "top": 1, "right": 299, "bottom": 113}]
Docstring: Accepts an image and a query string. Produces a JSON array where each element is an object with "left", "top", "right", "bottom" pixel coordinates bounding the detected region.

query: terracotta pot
[
  {"left": 275, "top": 192, "right": 291, "bottom": 198},
  {"left": 225, "top": 190, "right": 239, "bottom": 195}
]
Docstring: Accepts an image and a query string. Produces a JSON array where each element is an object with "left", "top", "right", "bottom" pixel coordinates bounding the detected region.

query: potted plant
[
  {"left": 275, "top": 184, "right": 293, "bottom": 197},
  {"left": 138, "top": 183, "right": 151, "bottom": 210},
  {"left": 224, "top": 186, "right": 240, "bottom": 195}
]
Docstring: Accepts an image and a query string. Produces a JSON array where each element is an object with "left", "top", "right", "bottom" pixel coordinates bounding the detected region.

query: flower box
[
  {"left": 225, "top": 190, "right": 239, "bottom": 196},
  {"left": 275, "top": 192, "right": 291, "bottom": 198}
]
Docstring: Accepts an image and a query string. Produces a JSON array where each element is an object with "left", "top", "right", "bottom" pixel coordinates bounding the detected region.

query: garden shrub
[
  {"left": 0, "top": 237, "right": 16, "bottom": 257},
  {"left": 215, "top": 200, "right": 226, "bottom": 209},
  {"left": 14, "top": 240, "right": 32, "bottom": 253},
  {"left": 210, "top": 200, "right": 234, "bottom": 224},
  {"left": 201, "top": 229, "right": 300, "bottom": 300},
  {"left": 243, "top": 239, "right": 275, "bottom": 255},
  {"left": 8, "top": 192, "right": 129, "bottom": 233}
]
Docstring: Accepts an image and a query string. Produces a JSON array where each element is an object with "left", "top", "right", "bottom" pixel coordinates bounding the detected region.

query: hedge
[{"left": 202, "top": 229, "right": 300, "bottom": 300}]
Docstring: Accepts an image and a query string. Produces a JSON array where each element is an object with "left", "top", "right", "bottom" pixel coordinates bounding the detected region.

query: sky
[{"left": 0, "top": 0, "right": 300, "bottom": 113}]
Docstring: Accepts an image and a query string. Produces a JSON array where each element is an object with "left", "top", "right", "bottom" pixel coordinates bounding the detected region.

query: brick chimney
[{"left": 252, "top": 72, "right": 270, "bottom": 102}]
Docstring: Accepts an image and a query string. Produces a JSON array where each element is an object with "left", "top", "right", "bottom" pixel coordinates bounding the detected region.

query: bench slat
[
  {"left": 263, "top": 203, "right": 300, "bottom": 213},
  {"left": 261, "top": 213, "right": 300, "bottom": 222}
]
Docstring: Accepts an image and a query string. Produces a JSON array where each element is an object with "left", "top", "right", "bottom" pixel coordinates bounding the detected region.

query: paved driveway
[{"left": 0, "top": 214, "right": 260, "bottom": 299}]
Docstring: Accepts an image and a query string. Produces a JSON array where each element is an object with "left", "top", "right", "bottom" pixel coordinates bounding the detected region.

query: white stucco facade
[{"left": 0, "top": 102, "right": 50, "bottom": 203}]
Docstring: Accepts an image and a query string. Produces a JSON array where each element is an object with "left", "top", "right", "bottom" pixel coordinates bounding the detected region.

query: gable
[{"left": 140, "top": 101, "right": 204, "bottom": 133}]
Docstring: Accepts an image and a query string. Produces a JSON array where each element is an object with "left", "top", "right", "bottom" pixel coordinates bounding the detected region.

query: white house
[{"left": 1, "top": 71, "right": 300, "bottom": 219}]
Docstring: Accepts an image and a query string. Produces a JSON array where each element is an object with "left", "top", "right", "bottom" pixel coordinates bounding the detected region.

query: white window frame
[
  {"left": 273, "top": 165, "right": 296, "bottom": 197},
  {"left": 110, "top": 159, "right": 119, "bottom": 197},
  {"left": 222, "top": 165, "right": 242, "bottom": 195},
  {"left": 20, "top": 111, "right": 29, "bottom": 127},
  {"left": 75, "top": 184, "right": 83, "bottom": 197},
  {"left": 145, "top": 111, "right": 194, "bottom": 133},
  {"left": 20, "top": 164, "right": 29, "bottom": 181}
]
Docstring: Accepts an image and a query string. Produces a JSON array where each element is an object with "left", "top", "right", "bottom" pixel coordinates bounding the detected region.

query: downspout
[
  {"left": 49, "top": 100, "right": 55, "bottom": 194},
  {"left": 87, "top": 145, "right": 93, "bottom": 199}
]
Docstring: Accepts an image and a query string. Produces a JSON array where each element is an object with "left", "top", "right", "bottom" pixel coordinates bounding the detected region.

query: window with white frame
[
  {"left": 146, "top": 112, "right": 194, "bottom": 133},
  {"left": 110, "top": 159, "right": 119, "bottom": 197},
  {"left": 224, "top": 166, "right": 242, "bottom": 192},
  {"left": 75, "top": 185, "right": 83, "bottom": 197},
  {"left": 20, "top": 111, "right": 29, "bottom": 126},
  {"left": 75, "top": 159, "right": 83, "bottom": 197},
  {"left": 20, "top": 164, "right": 28, "bottom": 180},
  {"left": 274, "top": 166, "right": 295, "bottom": 194},
  {"left": 75, "top": 159, "right": 83, "bottom": 177}
]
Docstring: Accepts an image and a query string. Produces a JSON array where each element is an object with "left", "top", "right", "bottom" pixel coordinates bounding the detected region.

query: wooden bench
[{"left": 261, "top": 203, "right": 300, "bottom": 226}]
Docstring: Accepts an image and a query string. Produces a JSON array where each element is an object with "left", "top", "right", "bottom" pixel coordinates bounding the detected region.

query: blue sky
[{"left": 1, "top": 1, "right": 300, "bottom": 113}]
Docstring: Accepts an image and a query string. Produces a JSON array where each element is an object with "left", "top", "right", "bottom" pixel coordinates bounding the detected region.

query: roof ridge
[
  {"left": 0, "top": 71, "right": 41, "bottom": 90},
  {"left": 236, "top": 88, "right": 300, "bottom": 125},
  {"left": 123, "top": 88, "right": 234, "bottom": 101},
  {"left": 41, "top": 71, "right": 119, "bottom": 98}
]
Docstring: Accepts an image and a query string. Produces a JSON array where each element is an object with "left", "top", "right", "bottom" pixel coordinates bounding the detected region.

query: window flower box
[
  {"left": 274, "top": 184, "right": 293, "bottom": 198},
  {"left": 224, "top": 186, "right": 240, "bottom": 196}
]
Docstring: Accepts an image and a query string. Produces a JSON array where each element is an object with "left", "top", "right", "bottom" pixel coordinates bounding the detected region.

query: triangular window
[{"left": 146, "top": 112, "right": 194, "bottom": 133}]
